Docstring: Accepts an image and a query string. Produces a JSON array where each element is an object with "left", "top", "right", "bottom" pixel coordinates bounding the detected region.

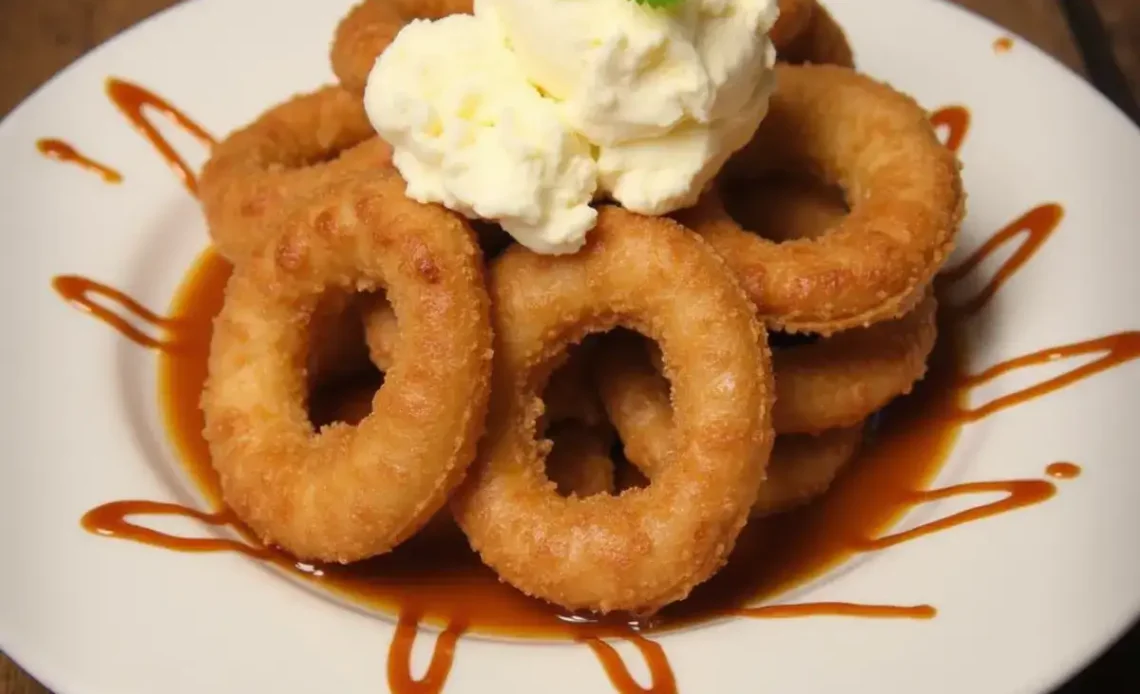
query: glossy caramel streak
[
  {"left": 952, "top": 332, "right": 1140, "bottom": 421},
  {"left": 729, "top": 602, "right": 936, "bottom": 620},
  {"left": 388, "top": 611, "right": 467, "bottom": 694},
  {"left": 81, "top": 500, "right": 272, "bottom": 559},
  {"left": 105, "top": 77, "right": 216, "bottom": 195},
  {"left": 36, "top": 138, "right": 123, "bottom": 183},
  {"left": 581, "top": 635, "right": 678, "bottom": 694},
  {"left": 52, "top": 275, "right": 185, "bottom": 349},
  {"left": 859, "top": 479, "right": 1056, "bottom": 550},
  {"left": 1047, "top": 462, "right": 1082, "bottom": 479},
  {"left": 941, "top": 204, "right": 1065, "bottom": 317},
  {"left": 930, "top": 106, "right": 971, "bottom": 154}
]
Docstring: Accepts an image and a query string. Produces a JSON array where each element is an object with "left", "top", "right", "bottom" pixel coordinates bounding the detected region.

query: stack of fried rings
[{"left": 196, "top": 0, "right": 963, "bottom": 614}]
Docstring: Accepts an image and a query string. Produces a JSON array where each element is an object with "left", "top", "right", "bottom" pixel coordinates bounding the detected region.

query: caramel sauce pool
[{"left": 156, "top": 249, "right": 964, "bottom": 637}]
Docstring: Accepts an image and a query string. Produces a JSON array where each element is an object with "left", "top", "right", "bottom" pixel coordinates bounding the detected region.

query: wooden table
[{"left": 1, "top": 1, "right": 1138, "bottom": 692}]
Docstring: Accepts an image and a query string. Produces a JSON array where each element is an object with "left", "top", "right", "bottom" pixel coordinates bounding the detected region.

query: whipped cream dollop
[{"left": 365, "top": 0, "right": 779, "bottom": 254}]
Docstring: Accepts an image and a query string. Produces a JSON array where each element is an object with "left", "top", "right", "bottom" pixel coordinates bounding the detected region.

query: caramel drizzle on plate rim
[
  {"left": 35, "top": 139, "right": 123, "bottom": 183},
  {"left": 45, "top": 89, "right": 1137, "bottom": 694}
]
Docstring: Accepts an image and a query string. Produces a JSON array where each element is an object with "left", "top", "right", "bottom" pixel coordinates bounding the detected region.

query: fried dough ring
[
  {"left": 752, "top": 427, "right": 863, "bottom": 516},
  {"left": 597, "top": 353, "right": 863, "bottom": 516},
  {"left": 597, "top": 292, "right": 937, "bottom": 439},
  {"left": 680, "top": 65, "right": 964, "bottom": 335},
  {"left": 331, "top": 0, "right": 473, "bottom": 96},
  {"left": 199, "top": 85, "right": 390, "bottom": 263},
  {"left": 778, "top": 2, "right": 855, "bottom": 68},
  {"left": 773, "top": 291, "right": 937, "bottom": 432},
  {"left": 771, "top": 0, "right": 816, "bottom": 53},
  {"left": 202, "top": 171, "right": 492, "bottom": 563},
  {"left": 452, "top": 207, "right": 774, "bottom": 614}
]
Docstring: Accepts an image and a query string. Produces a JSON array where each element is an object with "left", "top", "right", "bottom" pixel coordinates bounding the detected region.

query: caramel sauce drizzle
[
  {"left": 859, "top": 467, "right": 1063, "bottom": 551},
  {"left": 937, "top": 203, "right": 1140, "bottom": 422},
  {"left": 36, "top": 138, "right": 123, "bottom": 183},
  {"left": 51, "top": 275, "right": 186, "bottom": 349},
  {"left": 930, "top": 106, "right": 971, "bottom": 154},
  {"left": 940, "top": 204, "right": 1065, "bottom": 318},
  {"left": 726, "top": 602, "right": 936, "bottom": 620},
  {"left": 581, "top": 634, "right": 678, "bottom": 694},
  {"left": 951, "top": 333, "right": 1140, "bottom": 422},
  {"left": 105, "top": 77, "right": 215, "bottom": 194},
  {"left": 389, "top": 612, "right": 467, "bottom": 694},
  {"left": 81, "top": 500, "right": 272, "bottom": 560}
]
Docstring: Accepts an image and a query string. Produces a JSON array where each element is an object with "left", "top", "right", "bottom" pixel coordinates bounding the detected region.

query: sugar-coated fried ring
[
  {"left": 771, "top": 0, "right": 816, "bottom": 53},
  {"left": 773, "top": 291, "right": 937, "bottom": 433},
  {"left": 545, "top": 421, "right": 617, "bottom": 499},
  {"left": 452, "top": 207, "right": 774, "bottom": 614},
  {"left": 778, "top": 2, "right": 855, "bottom": 68},
  {"left": 597, "top": 292, "right": 937, "bottom": 438},
  {"left": 751, "top": 426, "right": 863, "bottom": 516},
  {"left": 681, "top": 65, "right": 964, "bottom": 335},
  {"left": 199, "top": 85, "right": 390, "bottom": 262},
  {"left": 331, "top": 0, "right": 473, "bottom": 95},
  {"left": 202, "top": 171, "right": 492, "bottom": 563}
]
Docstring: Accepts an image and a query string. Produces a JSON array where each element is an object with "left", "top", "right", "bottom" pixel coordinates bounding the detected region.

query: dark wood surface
[{"left": 1, "top": 1, "right": 1137, "bottom": 692}]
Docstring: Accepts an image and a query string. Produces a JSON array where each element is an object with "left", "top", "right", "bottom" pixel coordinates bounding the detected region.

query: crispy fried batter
[
  {"left": 680, "top": 64, "right": 964, "bottom": 335},
  {"left": 331, "top": 0, "right": 473, "bottom": 96},
  {"left": 596, "top": 292, "right": 936, "bottom": 438},
  {"left": 594, "top": 345, "right": 864, "bottom": 515},
  {"left": 202, "top": 171, "right": 492, "bottom": 563},
  {"left": 771, "top": 0, "right": 817, "bottom": 53},
  {"left": 779, "top": 1, "right": 855, "bottom": 68},
  {"left": 452, "top": 206, "right": 774, "bottom": 614},
  {"left": 751, "top": 427, "right": 864, "bottom": 516},
  {"left": 199, "top": 85, "right": 390, "bottom": 263},
  {"left": 773, "top": 292, "right": 937, "bottom": 432}
]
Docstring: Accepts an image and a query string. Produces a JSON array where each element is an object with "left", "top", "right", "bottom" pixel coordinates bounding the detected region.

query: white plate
[{"left": 2, "top": 0, "right": 1140, "bottom": 692}]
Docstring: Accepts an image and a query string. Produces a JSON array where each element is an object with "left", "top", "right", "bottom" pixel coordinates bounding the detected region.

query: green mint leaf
[{"left": 631, "top": 0, "right": 683, "bottom": 9}]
